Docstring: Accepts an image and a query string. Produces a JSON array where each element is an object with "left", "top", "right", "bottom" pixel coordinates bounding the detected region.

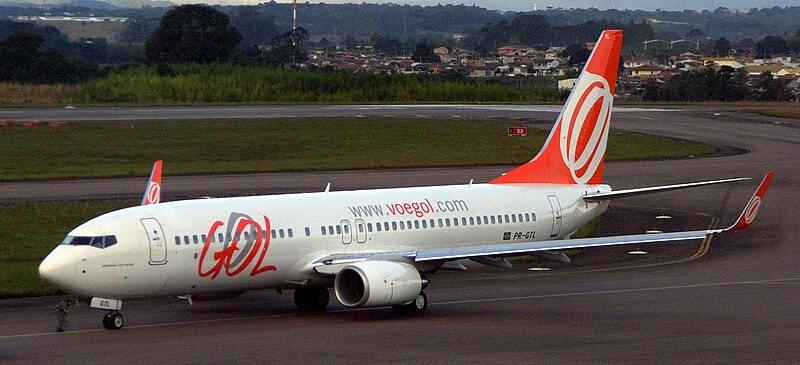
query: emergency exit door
[
  {"left": 547, "top": 195, "right": 563, "bottom": 238},
  {"left": 141, "top": 218, "right": 167, "bottom": 265}
]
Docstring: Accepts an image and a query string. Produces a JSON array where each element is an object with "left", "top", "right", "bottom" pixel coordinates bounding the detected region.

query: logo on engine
[{"left": 559, "top": 72, "right": 613, "bottom": 184}]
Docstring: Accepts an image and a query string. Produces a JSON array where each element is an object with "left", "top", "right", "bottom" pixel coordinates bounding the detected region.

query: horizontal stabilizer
[{"left": 583, "top": 177, "right": 749, "bottom": 201}]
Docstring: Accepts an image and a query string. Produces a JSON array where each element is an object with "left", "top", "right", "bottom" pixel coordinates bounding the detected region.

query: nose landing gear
[{"left": 102, "top": 311, "right": 124, "bottom": 330}]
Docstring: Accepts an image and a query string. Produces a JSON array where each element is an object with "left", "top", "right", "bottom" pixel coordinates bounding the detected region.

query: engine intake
[{"left": 334, "top": 261, "right": 422, "bottom": 308}]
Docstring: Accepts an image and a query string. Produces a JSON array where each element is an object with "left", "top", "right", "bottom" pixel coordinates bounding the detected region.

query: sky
[{"left": 195, "top": 0, "right": 798, "bottom": 12}]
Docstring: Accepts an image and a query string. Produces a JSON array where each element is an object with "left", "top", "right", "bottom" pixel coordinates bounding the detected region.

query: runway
[{"left": 1, "top": 105, "right": 799, "bottom": 363}]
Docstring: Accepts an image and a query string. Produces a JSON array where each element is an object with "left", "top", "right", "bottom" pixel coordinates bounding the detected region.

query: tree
[
  {"left": 145, "top": 5, "right": 242, "bottom": 63},
  {"left": 754, "top": 35, "right": 788, "bottom": 58},
  {"left": 563, "top": 43, "right": 590, "bottom": 66},
  {"left": 712, "top": 37, "right": 730, "bottom": 57},
  {"left": 117, "top": 18, "right": 158, "bottom": 44},
  {"left": 686, "top": 28, "right": 704, "bottom": 38},
  {"left": 0, "top": 30, "right": 97, "bottom": 84},
  {"left": 230, "top": 6, "right": 280, "bottom": 47},
  {"left": 411, "top": 41, "right": 437, "bottom": 63},
  {"left": 264, "top": 27, "right": 309, "bottom": 64}
]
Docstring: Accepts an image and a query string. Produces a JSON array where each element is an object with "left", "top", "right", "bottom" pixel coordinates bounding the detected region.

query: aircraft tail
[
  {"left": 141, "top": 160, "right": 162, "bottom": 205},
  {"left": 490, "top": 30, "right": 623, "bottom": 185}
]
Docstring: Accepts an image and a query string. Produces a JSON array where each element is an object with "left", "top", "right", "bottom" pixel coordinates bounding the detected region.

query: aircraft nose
[{"left": 39, "top": 246, "right": 77, "bottom": 292}]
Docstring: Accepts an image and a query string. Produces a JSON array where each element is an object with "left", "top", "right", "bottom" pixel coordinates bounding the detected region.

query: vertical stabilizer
[
  {"left": 490, "top": 30, "right": 623, "bottom": 185},
  {"left": 141, "top": 160, "right": 163, "bottom": 205}
]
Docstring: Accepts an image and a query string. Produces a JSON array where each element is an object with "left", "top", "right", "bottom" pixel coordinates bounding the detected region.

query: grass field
[
  {"left": 0, "top": 118, "right": 715, "bottom": 181},
  {"left": 0, "top": 200, "right": 134, "bottom": 298}
]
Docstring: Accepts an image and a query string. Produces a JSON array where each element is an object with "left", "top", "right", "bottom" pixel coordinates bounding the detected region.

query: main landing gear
[
  {"left": 392, "top": 291, "right": 427, "bottom": 315},
  {"left": 102, "top": 311, "right": 124, "bottom": 330},
  {"left": 294, "top": 287, "right": 330, "bottom": 311}
]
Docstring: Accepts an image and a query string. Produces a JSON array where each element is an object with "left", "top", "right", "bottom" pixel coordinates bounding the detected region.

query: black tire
[
  {"left": 102, "top": 312, "right": 113, "bottom": 329},
  {"left": 109, "top": 312, "right": 124, "bottom": 330},
  {"left": 309, "top": 287, "right": 330, "bottom": 310},
  {"left": 405, "top": 291, "right": 427, "bottom": 314},
  {"left": 294, "top": 288, "right": 311, "bottom": 310}
]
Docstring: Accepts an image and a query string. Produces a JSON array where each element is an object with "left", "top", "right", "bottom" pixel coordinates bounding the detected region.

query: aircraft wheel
[
  {"left": 103, "top": 311, "right": 124, "bottom": 330},
  {"left": 294, "top": 288, "right": 311, "bottom": 310},
  {"left": 406, "top": 291, "right": 427, "bottom": 314},
  {"left": 309, "top": 287, "right": 330, "bottom": 310}
]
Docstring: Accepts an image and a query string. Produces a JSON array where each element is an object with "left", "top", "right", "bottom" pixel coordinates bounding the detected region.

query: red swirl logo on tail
[
  {"left": 145, "top": 183, "right": 160, "bottom": 205},
  {"left": 744, "top": 196, "right": 761, "bottom": 224},
  {"left": 559, "top": 72, "right": 613, "bottom": 184}
]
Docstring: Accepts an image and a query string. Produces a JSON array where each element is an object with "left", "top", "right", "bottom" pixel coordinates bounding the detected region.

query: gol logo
[
  {"left": 145, "top": 182, "right": 160, "bottom": 205},
  {"left": 559, "top": 72, "right": 613, "bottom": 184},
  {"left": 198, "top": 212, "right": 277, "bottom": 279},
  {"left": 744, "top": 196, "right": 761, "bottom": 224}
]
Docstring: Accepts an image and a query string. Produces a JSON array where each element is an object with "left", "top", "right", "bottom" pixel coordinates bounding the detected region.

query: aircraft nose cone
[{"left": 39, "top": 246, "right": 76, "bottom": 292}]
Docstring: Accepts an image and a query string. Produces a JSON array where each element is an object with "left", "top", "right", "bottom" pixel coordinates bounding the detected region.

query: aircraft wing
[
  {"left": 314, "top": 172, "right": 772, "bottom": 269},
  {"left": 582, "top": 177, "right": 749, "bottom": 201}
]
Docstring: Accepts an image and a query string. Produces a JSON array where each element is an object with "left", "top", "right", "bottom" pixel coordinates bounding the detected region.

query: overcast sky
[{"left": 196, "top": 0, "right": 798, "bottom": 12}]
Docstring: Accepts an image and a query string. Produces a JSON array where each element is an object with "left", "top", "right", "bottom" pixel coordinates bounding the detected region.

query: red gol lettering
[{"left": 198, "top": 215, "right": 277, "bottom": 280}]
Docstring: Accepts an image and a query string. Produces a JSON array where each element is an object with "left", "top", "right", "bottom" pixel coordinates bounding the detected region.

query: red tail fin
[
  {"left": 141, "top": 160, "right": 162, "bottom": 205},
  {"left": 490, "top": 30, "right": 623, "bottom": 185}
]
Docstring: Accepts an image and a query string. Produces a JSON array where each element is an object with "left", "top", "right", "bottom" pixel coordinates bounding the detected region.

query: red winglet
[
  {"left": 141, "top": 160, "right": 163, "bottom": 205},
  {"left": 729, "top": 172, "right": 773, "bottom": 232}
]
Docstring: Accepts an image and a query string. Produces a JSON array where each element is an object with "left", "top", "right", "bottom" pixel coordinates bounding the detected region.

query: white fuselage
[{"left": 41, "top": 182, "right": 610, "bottom": 300}]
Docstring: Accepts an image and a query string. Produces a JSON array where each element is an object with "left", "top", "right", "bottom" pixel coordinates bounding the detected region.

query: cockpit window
[{"left": 61, "top": 235, "right": 117, "bottom": 249}]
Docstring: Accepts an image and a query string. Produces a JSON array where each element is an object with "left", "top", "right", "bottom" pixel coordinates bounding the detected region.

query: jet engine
[{"left": 334, "top": 261, "right": 423, "bottom": 308}]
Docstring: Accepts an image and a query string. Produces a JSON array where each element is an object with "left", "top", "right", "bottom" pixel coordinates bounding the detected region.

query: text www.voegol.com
[{"left": 348, "top": 199, "right": 469, "bottom": 218}]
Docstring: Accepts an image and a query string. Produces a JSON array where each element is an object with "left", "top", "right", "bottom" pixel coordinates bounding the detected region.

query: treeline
[
  {"left": 461, "top": 15, "right": 655, "bottom": 52},
  {"left": 74, "top": 63, "right": 568, "bottom": 104},
  {"left": 640, "top": 67, "right": 793, "bottom": 102}
]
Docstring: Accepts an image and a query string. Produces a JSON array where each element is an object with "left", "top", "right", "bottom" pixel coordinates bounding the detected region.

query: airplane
[{"left": 38, "top": 30, "right": 773, "bottom": 330}]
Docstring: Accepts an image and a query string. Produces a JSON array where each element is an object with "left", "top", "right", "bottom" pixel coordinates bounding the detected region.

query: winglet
[
  {"left": 141, "top": 160, "right": 163, "bottom": 205},
  {"left": 728, "top": 172, "right": 773, "bottom": 232}
]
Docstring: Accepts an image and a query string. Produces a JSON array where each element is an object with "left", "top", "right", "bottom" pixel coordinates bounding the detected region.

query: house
[
  {"left": 702, "top": 57, "right": 745, "bottom": 69},
  {"left": 627, "top": 65, "right": 662, "bottom": 78},
  {"left": 497, "top": 45, "right": 535, "bottom": 56},
  {"left": 558, "top": 78, "right": 578, "bottom": 90},
  {"left": 469, "top": 65, "right": 496, "bottom": 77},
  {"left": 624, "top": 56, "right": 655, "bottom": 69},
  {"left": 545, "top": 46, "right": 564, "bottom": 59},
  {"left": 744, "top": 65, "right": 784, "bottom": 76}
]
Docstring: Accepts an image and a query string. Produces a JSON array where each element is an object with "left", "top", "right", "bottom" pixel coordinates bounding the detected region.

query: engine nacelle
[{"left": 334, "top": 261, "right": 422, "bottom": 308}]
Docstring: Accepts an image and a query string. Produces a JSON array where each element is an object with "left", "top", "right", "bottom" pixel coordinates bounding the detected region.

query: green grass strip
[{"left": 0, "top": 118, "right": 714, "bottom": 181}]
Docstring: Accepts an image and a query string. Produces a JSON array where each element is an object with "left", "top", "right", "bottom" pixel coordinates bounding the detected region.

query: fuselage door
[
  {"left": 141, "top": 218, "right": 167, "bottom": 265},
  {"left": 355, "top": 218, "right": 367, "bottom": 243},
  {"left": 547, "top": 195, "right": 563, "bottom": 238},
  {"left": 341, "top": 219, "right": 353, "bottom": 244}
]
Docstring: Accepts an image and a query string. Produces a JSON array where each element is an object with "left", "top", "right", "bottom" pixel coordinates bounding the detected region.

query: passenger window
[
  {"left": 531, "top": 213, "right": 537, "bottom": 221},
  {"left": 234, "top": 233, "right": 241, "bottom": 241},
  {"left": 407, "top": 220, "right": 412, "bottom": 229},
  {"left": 329, "top": 225, "right": 334, "bottom": 235},
  {"left": 336, "top": 225, "right": 342, "bottom": 234},
  {"left": 243, "top": 232, "right": 250, "bottom": 241},
  {"left": 184, "top": 236, "right": 190, "bottom": 245},
  {"left": 462, "top": 217, "right": 467, "bottom": 226},
  {"left": 210, "top": 234, "right": 216, "bottom": 243},
  {"left": 279, "top": 229, "right": 285, "bottom": 238},
  {"left": 218, "top": 233, "right": 224, "bottom": 243},
  {"left": 483, "top": 216, "right": 489, "bottom": 224},
  {"left": 384, "top": 222, "right": 390, "bottom": 231},
  {"left": 422, "top": 220, "right": 427, "bottom": 228},
  {"left": 226, "top": 233, "right": 232, "bottom": 243},
  {"left": 192, "top": 235, "right": 198, "bottom": 244},
  {"left": 470, "top": 217, "right": 475, "bottom": 225},
  {"left": 201, "top": 234, "right": 207, "bottom": 243},
  {"left": 392, "top": 222, "right": 398, "bottom": 230},
  {"left": 475, "top": 217, "right": 481, "bottom": 225},
  {"left": 399, "top": 221, "right": 405, "bottom": 230},
  {"left": 505, "top": 214, "right": 510, "bottom": 223},
  {"left": 305, "top": 227, "right": 311, "bottom": 236},
  {"left": 271, "top": 230, "right": 277, "bottom": 239},
  {"left": 453, "top": 218, "right": 458, "bottom": 227},
  {"left": 429, "top": 219, "right": 435, "bottom": 228},
  {"left": 175, "top": 236, "right": 181, "bottom": 245},
  {"left": 414, "top": 220, "right": 420, "bottom": 229},
  {"left": 445, "top": 218, "right": 451, "bottom": 227},
  {"left": 518, "top": 213, "right": 523, "bottom": 222},
  {"left": 321, "top": 226, "right": 327, "bottom": 235},
  {"left": 491, "top": 216, "right": 496, "bottom": 224},
  {"left": 288, "top": 229, "right": 293, "bottom": 238},
  {"left": 367, "top": 223, "right": 373, "bottom": 232},
  {"left": 376, "top": 223, "right": 382, "bottom": 232}
]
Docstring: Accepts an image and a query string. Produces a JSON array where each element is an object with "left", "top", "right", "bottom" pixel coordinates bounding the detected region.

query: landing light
[
  {"left": 655, "top": 215, "right": 672, "bottom": 219},
  {"left": 527, "top": 267, "right": 551, "bottom": 271},
  {"left": 628, "top": 250, "right": 648, "bottom": 255}
]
